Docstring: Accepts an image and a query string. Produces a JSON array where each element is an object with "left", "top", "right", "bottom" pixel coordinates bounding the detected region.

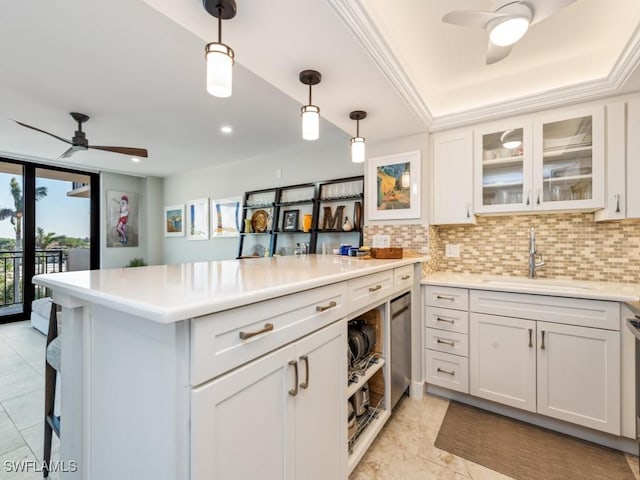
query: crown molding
[
  {"left": 326, "top": 0, "right": 434, "bottom": 129},
  {"left": 328, "top": 0, "right": 640, "bottom": 133}
]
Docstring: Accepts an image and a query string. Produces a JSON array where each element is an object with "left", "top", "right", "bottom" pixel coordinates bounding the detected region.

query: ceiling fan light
[
  {"left": 206, "top": 43, "right": 234, "bottom": 98},
  {"left": 489, "top": 16, "right": 529, "bottom": 46},
  {"left": 351, "top": 137, "right": 365, "bottom": 163},
  {"left": 301, "top": 105, "right": 320, "bottom": 141}
]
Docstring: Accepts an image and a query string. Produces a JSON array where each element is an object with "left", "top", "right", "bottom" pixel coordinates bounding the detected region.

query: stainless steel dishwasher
[{"left": 390, "top": 292, "right": 411, "bottom": 410}]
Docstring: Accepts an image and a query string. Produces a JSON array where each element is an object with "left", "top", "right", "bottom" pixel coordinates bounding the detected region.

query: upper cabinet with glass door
[
  {"left": 474, "top": 122, "right": 533, "bottom": 214},
  {"left": 532, "top": 107, "right": 604, "bottom": 211}
]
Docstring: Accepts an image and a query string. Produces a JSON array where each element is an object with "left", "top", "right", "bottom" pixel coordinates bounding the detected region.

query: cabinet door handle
[
  {"left": 437, "top": 338, "right": 455, "bottom": 347},
  {"left": 528, "top": 328, "right": 533, "bottom": 348},
  {"left": 436, "top": 295, "right": 455, "bottom": 301},
  {"left": 437, "top": 367, "right": 455, "bottom": 376},
  {"left": 239, "top": 323, "right": 274, "bottom": 340},
  {"left": 466, "top": 203, "right": 471, "bottom": 218},
  {"left": 540, "top": 330, "right": 546, "bottom": 350},
  {"left": 526, "top": 189, "right": 531, "bottom": 206},
  {"left": 288, "top": 361, "right": 299, "bottom": 396},
  {"left": 536, "top": 189, "right": 540, "bottom": 205},
  {"left": 436, "top": 316, "right": 455, "bottom": 324},
  {"left": 315, "top": 301, "right": 337, "bottom": 312},
  {"left": 615, "top": 194, "right": 621, "bottom": 214},
  {"left": 369, "top": 285, "right": 382, "bottom": 292},
  {"left": 300, "top": 355, "right": 309, "bottom": 390},
  {"left": 401, "top": 275, "right": 411, "bottom": 280}
]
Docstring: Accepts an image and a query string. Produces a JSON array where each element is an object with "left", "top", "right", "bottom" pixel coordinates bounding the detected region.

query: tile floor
[
  {"left": 0, "top": 321, "right": 59, "bottom": 480},
  {"left": 0, "top": 319, "right": 638, "bottom": 480},
  {"left": 351, "top": 394, "right": 640, "bottom": 480}
]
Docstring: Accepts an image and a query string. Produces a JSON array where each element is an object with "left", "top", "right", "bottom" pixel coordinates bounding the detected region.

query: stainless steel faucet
[{"left": 528, "top": 227, "right": 545, "bottom": 279}]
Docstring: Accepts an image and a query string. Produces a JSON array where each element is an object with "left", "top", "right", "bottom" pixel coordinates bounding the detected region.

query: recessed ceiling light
[
  {"left": 220, "top": 125, "right": 233, "bottom": 134},
  {"left": 131, "top": 157, "right": 141, "bottom": 163}
]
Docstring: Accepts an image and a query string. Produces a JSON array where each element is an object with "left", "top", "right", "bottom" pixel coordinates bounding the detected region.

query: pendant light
[
  {"left": 204, "top": 0, "right": 237, "bottom": 98},
  {"left": 349, "top": 110, "right": 367, "bottom": 163},
  {"left": 299, "top": 70, "right": 322, "bottom": 141}
]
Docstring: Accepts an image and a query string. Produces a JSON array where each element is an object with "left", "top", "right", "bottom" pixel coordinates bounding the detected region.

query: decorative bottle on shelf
[{"left": 342, "top": 217, "right": 353, "bottom": 232}]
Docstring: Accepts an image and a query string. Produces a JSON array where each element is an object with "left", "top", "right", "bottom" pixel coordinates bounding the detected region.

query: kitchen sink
[{"left": 481, "top": 277, "right": 594, "bottom": 291}]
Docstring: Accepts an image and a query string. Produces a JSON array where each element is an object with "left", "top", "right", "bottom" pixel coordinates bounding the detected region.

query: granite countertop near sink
[{"left": 422, "top": 272, "right": 640, "bottom": 302}]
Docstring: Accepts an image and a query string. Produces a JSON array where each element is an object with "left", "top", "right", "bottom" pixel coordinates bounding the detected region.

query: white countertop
[
  {"left": 422, "top": 271, "right": 640, "bottom": 302},
  {"left": 33, "top": 254, "right": 425, "bottom": 324}
]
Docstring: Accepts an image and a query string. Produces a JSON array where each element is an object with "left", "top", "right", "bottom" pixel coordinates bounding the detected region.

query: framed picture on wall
[
  {"left": 164, "top": 205, "right": 185, "bottom": 237},
  {"left": 282, "top": 210, "right": 299, "bottom": 232},
  {"left": 210, "top": 197, "right": 241, "bottom": 237},
  {"left": 366, "top": 150, "right": 421, "bottom": 220},
  {"left": 186, "top": 198, "right": 209, "bottom": 240},
  {"left": 106, "top": 190, "right": 139, "bottom": 247}
]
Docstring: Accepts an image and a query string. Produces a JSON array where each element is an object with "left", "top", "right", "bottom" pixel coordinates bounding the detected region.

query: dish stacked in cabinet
[
  {"left": 423, "top": 286, "right": 470, "bottom": 393},
  {"left": 346, "top": 304, "right": 386, "bottom": 468}
]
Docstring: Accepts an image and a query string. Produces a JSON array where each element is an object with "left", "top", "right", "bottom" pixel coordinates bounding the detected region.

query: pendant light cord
[
  {"left": 308, "top": 83, "right": 312, "bottom": 105},
  {"left": 356, "top": 119, "right": 360, "bottom": 137},
  {"left": 217, "top": 5, "right": 223, "bottom": 43}
]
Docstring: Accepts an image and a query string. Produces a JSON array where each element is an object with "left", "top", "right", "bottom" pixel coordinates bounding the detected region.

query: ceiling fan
[
  {"left": 442, "top": 0, "right": 577, "bottom": 65},
  {"left": 13, "top": 112, "right": 148, "bottom": 159}
]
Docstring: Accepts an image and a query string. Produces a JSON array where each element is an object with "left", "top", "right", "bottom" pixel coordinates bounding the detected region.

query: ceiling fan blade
[
  {"left": 58, "top": 147, "right": 77, "bottom": 159},
  {"left": 89, "top": 145, "right": 149, "bottom": 158},
  {"left": 523, "top": 0, "right": 578, "bottom": 25},
  {"left": 11, "top": 119, "right": 72, "bottom": 145},
  {"left": 442, "top": 10, "right": 505, "bottom": 29},
  {"left": 486, "top": 41, "right": 513, "bottom": 65}
]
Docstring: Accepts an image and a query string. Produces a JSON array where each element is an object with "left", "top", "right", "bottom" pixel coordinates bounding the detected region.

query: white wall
[
  {"left": 162, "top": 127, "right": 363, "bottom": 264},
  {"left": 365, "top": 132, "right": 430, "bottom": 226},
  {"left": 100, "top": 172, "right": 163, "bottom": 269}
]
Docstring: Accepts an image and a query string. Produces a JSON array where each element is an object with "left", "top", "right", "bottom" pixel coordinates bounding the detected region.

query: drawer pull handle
[
  {"left": 540, "top": 330, "right": 546, "bottom": 350},
  {"left": 437, "top": 367, "right": 455, "bottom": 376},
  {"left": 300, "top": 355, "right": 309, "bottom": 390},
  {"left": 315, "top": 301, "right": 337, "bottom": 312},
  {"left": 436, "top": 295, "right": 455, "bottom": 301},
  {"left": 436, "top": 317, "right": 454, "bottom": 324},
  {"left": 239, "top": 323, "right": 274, "bottom": 340},
  {"left": 401, "top": 275, "right": 411, "bottom": 280},
  {"left": 369, "top": 285, "right": 382, "bottom": 292},
  {"left": 528, "top": 328, "right": 533, "bottom": 348},
  {"left": 437, "top": 339, "right": 455, "bottom": 347},
  {"left": 288, "top": 361, "right": 299, "bottom": 396}
]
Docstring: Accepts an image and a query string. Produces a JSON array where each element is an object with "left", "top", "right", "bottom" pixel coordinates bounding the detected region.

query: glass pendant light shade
[
  {"left": 206, "top": 43, "right": 234, "bottom": 98},
  {"left": 301, "top": 105, "right": 320, "bottom": 141},
  {"left": 351, "top": 137, "right": 365, "bottom": 163}
]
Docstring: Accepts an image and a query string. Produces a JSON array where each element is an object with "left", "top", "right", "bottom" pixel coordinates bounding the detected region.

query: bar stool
[{"left": 43, "top": 302, "right": 60, "bottom": 478}]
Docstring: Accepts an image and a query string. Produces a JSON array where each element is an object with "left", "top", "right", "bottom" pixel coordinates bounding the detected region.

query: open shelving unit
[{"left": 238, "top": 175, "right": 364, "bottom": 258}]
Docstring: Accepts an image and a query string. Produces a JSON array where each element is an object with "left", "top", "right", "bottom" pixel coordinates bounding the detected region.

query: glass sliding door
[
  {"left": 0, "top": 161, "right": 25, "bottom": 317},
  {"left": 0, "top": 158, "right": 99, "bottom": 324}
]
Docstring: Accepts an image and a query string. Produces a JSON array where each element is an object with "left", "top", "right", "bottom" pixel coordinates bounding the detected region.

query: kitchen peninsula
[{"left": 33, "top": 254, "right": 425, "bottom": 479}]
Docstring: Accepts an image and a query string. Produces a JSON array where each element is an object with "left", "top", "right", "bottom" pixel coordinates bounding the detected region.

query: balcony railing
[{"left": 0, "top": 249, "right": 67, "bottom": 309}]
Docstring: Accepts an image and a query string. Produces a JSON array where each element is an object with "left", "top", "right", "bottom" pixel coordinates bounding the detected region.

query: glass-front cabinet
[
  {"left": 474, "top": 123, "right": 532, "bottom": 213},
  {"left": 533, "top": 107, "right": 604, "bottom": 211},
  {"left": 474, "top": 106, "right": 604, "bottom": 214}
]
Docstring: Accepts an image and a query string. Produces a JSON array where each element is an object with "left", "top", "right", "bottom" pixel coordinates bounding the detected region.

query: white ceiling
[{"left": 1, "top": 0, "right": 640, "bottom": 177}]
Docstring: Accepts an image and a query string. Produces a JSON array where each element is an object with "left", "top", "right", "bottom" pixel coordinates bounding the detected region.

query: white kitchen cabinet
[
  {"left": 595, "top": 101, "right": 626, "bottom": 221},
  {"left": 537, "top": 321, "right": 620, "bottom": 435},
  {"left": 191, "top": 320, "right": 346, "bottom": 480},
  {"left": 432, "top": 129, "right": 476, "bottom": 224},
  {"left": 470, "top": 313, "right": 536, "bottom": 412},
  {"left": 627, "top": 97, "right": 640, "bottom": 218},
  {"left": 473, "top": 106, "right": 605, "bottom": 214}
]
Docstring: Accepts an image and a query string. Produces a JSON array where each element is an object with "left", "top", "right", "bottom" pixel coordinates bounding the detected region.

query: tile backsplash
[
  {"left": 434, "top": 213, "right": 640, "bottom": 283},
  {"left": 365, "top": 213, "right": 640, "bottom": 283}
]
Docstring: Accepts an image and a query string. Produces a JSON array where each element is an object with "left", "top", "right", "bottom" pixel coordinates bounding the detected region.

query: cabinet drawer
[
  {"left": 424, "top": 306, "right": 469, "bottom": 334},
  {"left": 425, "top": 328, "right": 468, "bottom": 356},
  {"left": 393, "top": 265, "right": 414, "bottom": 293},
  {"left": 190, "top": 282, "right": 346, "bottom": 385},
  {"left": 469, "top": 290, "right": 619, "bottom": 330},
  {"left": 347, "top": 271, "right": 393, "bottom": 314},
  {"left": 424, "top": 285, "right": 468, "bottom": 310},
  {"left": 425, "top": 349, "right": 469, "bottom": 393}
]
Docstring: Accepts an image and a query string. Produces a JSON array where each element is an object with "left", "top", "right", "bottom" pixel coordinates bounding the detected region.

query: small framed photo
[
  {"left": 282, "top": 209, "right": 299, "bottom": 232},
  {"left": 186, "top": 198, "right": 209, "bottom": 240},
  {"left": 164, "top": 205, "right": 185, "bottom": 237}
]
